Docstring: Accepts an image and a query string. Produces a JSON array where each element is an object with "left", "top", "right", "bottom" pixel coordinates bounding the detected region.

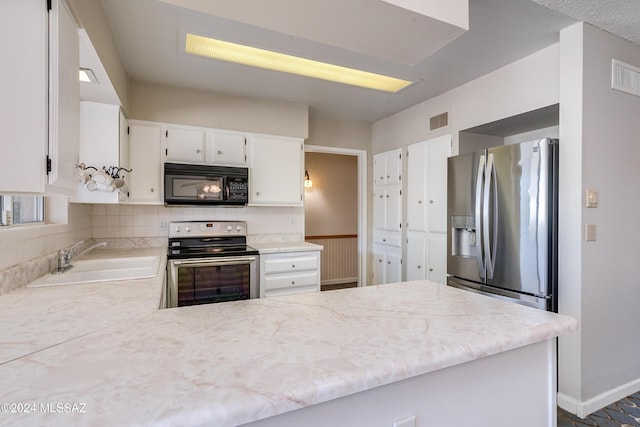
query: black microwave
[{"left": 164, "top": 163, "right": 249, "bottom": 206}]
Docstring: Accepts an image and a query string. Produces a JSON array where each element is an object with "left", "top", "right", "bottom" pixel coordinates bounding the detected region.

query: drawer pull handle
[
  {"left": 291, "top": 281, "right": 295, "bottom": 285},
  {"left": 292, "top": 264, "right": 295, "bottom": 268}
]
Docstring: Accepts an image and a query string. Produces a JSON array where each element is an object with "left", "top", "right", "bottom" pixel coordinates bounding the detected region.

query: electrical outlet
[{"left": 159, "top": 220, "right": 167, "bottom": 231}]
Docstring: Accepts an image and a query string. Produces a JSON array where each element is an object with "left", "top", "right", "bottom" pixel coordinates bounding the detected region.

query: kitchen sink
[{"left": 27, "top": 256, "right": 161, "bottom": 288}]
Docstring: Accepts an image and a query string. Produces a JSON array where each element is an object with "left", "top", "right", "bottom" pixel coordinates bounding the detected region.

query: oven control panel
[{"left": 169, "top": 221, "right": 247, "bottom": 237}]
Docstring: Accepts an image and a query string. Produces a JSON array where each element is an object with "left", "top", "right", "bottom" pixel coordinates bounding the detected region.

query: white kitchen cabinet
[
  {"left": 206, "top": 131, "right": 246, "bottom": 165},
  {"left": 46, "top": 0, "right": 79, "bottom": 195},
  {"left": 373, "top": 186, "right": 402, "bottom": 232},
  {"left": 428, "top": 233, "right": 447, "bottom": 284},
  {"left": 260, "top": 251, "right": 321, "bottom": 298},
  {"left": 128, "top": 121, "right": 162, "bottom": 204},
  {"left": 373, "top": 148, "right": 402, "bottom": 186},
  {"left": 164, "top": 125, "right": 206, "bottom": 163},
  {"left": 0, "top": 0, "right": 78, "bottom": 194},
  {"left": 247, "top": 134, "right": 304, "bottom": 206},
  {"left": 373, "top": 244, "right": 402, "bottom": 285},
  {"left": 406, "top": 232, "right": 427, "bottom": 281},
  {"left": 405, "top": 135, "right": 450, "bottom": 283},
  {"left": 73, "top": 102, "right": 128, "bottom": 203}
]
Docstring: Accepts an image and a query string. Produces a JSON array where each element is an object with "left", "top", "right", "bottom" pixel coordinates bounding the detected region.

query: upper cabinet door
[
  {"left": 247, "top": 135, "right": 303, "bottom": 206},
  {"left": 406, "top": 142, "right": 428, "bottom": 231},
  {"left": 164, "top": 125, "right": 206, "bottom": 163},
  {"left": 128, "top": 121, "right": 162, "bottom": 203},
  {"left": 373, "top": 149, "right": 402, "bottom": 186},
  {"left": 47, "top": 0, "right": 79, "bottom": 195},
  {"left": 427, "top": 135, "right": 451, "bottom": 233},
  {"left": 206, "top": 131, "right": 246, "bottom": 165}
]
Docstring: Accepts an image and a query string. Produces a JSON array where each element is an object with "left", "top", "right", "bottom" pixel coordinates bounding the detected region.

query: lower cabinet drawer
[
  {"left": 263, "top": 271, "right": 319, "bottom": 293},
  {"left": 263, "top": 255, "right": 319, "bottom": 274}
]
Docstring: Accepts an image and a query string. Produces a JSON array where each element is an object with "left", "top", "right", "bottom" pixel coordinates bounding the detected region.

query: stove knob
[
  {"left": 236, "top": 225, "right": 243, "bottom": 231},
  {"left": 226, "top": 225, "right": 233, "bottom": 232},
  {"left": 175, "top": 226, "right": 182, "bottom": 233},
  {"left": 185, "top": 226, "right": 192, "bottom": 233}
]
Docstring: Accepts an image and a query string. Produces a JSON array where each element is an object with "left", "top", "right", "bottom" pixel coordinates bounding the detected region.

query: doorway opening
[{"left": 304, "top": 145, "right": 367, "bottom": 289}]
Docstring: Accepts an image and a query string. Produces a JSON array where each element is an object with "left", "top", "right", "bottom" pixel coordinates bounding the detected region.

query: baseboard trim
[
  {"left": 558, "top": 377, "right": 640, "bottom": 418},
  {"left": 321, "top": 277, "right": 358, "bottom": 286}
]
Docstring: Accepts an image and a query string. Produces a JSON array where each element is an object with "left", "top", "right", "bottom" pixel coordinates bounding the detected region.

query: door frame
[{"left": 304, "top": 145, "right": 367, "bottom": 287}]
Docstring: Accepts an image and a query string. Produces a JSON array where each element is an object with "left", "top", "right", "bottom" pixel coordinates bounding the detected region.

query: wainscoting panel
[{"left": 306, "top": 235, "right": 357, "bottom": 286}]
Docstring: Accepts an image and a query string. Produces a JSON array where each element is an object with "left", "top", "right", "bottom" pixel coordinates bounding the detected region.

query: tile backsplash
[{"left": 90, "top": 204, "right": 305, "bottom": 241}]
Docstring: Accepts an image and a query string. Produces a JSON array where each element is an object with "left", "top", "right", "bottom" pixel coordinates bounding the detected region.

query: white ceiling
[{"left": 92, "top": 0, "right": 637, "bottom": 122}]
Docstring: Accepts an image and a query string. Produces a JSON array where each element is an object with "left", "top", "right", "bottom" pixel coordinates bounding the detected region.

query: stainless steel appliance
[
  {"left": 165, "top": 221, "right": 259, "bottom": 308},
  {"left": 447, "top": 138, "right": 558, "bottom": 311},
  {"left": 164, "top": 163, "right": 249, "bottom": 206}
]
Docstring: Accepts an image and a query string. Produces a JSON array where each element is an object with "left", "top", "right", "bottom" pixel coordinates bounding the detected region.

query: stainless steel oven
[{"left": 165, "top": 221, "right": 259, "bottom": 308}]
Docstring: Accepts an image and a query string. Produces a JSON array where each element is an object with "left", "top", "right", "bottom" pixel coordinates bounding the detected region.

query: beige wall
[
  {"left": 304, "top": 153, "right": 358, "bottom": 236},
  {"left": 129, "top": 81, "right": 309, "bottom": 138}
]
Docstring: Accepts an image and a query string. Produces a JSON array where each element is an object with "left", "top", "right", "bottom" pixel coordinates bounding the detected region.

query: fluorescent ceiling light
[
  {"left": 184, "top": 33, "right": 413, "bottom": 93},
  {"left": 79, "top": 68, "right": 98, "bottom": 83}
]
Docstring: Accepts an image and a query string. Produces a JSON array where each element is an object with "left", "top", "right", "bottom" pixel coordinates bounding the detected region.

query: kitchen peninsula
[{"left": 0, "top": 273, "right": 576, "bottom": 427}]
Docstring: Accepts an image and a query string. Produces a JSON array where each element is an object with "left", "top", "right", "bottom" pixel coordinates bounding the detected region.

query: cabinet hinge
[
  {"left": 165, "top": 148, "right": 168, "bottom": 156},
  {"left": 47, "top": 0, "right": 52, "bottom": 11},
  {"left": 165, "top": 130, "right": 168, "bottom": 138},
  {"left": 127, "top": 126, "right": 130, "bottom": 135},
  {"left": 46, "top": 155, "right": 52, "bottom": 174},
  {"left": 399, "top": 153, "right": 402, "bottom": 160},
  {"left": 399, "top": 189, "right": 402, "bottom": 196}
]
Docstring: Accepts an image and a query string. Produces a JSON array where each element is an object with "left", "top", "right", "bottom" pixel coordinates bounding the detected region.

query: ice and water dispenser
[{"left": 451, "top": 215, "right": 477, "bottom": 258}]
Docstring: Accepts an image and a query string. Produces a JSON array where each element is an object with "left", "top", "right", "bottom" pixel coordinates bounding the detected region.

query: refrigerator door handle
[
  {"left": 483, "top": 153, "right": 498, "bottom": 279},
  {"left": 475, "top": 154, "right": 486, "bottom": 278}
]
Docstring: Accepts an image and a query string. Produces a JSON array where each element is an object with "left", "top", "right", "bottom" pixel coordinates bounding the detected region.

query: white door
[
  {"left": 428, "top": 136, "right": 451, "bottom": 233},
  {"left": 386, "top": 250, "right": 402, "bottom": 283},
  {"left": 373, "top": 249, "right": 386, "bottom": 285},
  {"left": 206, "top": 131, "right": 245, "bottom": 165},
  {"left": 407, "top": 142, "right": 427, "bottom": 231},
  {"left": 165, "top": 126, "right": 205, "bottom": 163},
  {"left": 385, "top": 187, "right": 402, "bottom": 232},
  {"left": 385, "top": 148, "right": 402, "bottom": 185},
  {"left": 406, "top": 233, "right": 427, "bottom": 281},
  {"left": 247, "top": 135, "right": 303, "bottom": 206},
  {"left": 128, "top": 122, "right": 162, "bottom": 203},
  {"left": 428, "top": 233, "right": 447, "bottom": 284}
]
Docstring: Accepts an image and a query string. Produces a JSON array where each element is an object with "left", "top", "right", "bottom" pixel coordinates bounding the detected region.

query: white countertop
[
  {"left": 0, "top": 279, "right": 576, "bottom": 427},
  {"left": 249, "top": 241, "right": 323, "bottom": 253},
  {"left": 0, "top": 247, "right": 166, "bottom": 365}
]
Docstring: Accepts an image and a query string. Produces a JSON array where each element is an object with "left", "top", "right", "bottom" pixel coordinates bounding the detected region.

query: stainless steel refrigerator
[{"left": 447, "top": 138, "right": 558, "bottom": 311}]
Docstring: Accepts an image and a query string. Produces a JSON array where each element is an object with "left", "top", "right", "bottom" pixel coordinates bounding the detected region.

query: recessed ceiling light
[
  {"left": 79, "top": 67, "right": 98, "bottom": 84},
  {"left": 184, "top": 33, "right": 413, "bottom": 93}
]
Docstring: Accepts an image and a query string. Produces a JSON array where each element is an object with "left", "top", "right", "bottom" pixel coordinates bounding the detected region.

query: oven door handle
[{"left": 169, "top": 256, "right": 258, "bottom": 268}]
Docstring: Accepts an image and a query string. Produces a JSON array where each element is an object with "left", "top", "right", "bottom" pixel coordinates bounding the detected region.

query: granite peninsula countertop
[{"left": 0, "top": 279, "right": 577, "bottom": 427}]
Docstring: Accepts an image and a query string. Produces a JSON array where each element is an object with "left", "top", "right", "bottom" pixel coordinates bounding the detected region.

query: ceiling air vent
[
  {"left": 612, "top": 59, "right": 640, "bottom": 97},
  {"left": 429, "top": 112, "right": 449, "bottom": 131}
]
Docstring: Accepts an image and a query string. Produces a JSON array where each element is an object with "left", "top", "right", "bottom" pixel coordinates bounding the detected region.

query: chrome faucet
[{"left": 56, "top": 240, "right": 108, "bottom": 273}]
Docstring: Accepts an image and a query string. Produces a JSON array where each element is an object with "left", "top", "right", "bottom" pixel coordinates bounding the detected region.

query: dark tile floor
[{"left": 558, "top": 393, "right": 640, "bottom": 427}]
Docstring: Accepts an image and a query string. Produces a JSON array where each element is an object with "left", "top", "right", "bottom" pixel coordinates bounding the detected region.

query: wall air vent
[
  {"left": 612, "top": 59, "right": 640, "bottom": 97},
  {"left": 429, "top": 112, "right": 449, "bottom": 131}
]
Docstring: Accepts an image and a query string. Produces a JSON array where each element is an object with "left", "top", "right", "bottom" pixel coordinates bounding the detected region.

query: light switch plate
[
  {"left": 393, "top": 416, "right": 416, "bottom": 427},
  {"left": 586, "top": 188, "right": 598, "bottom": 208},
  {"left": 585, "top": 224, "right": 597, "bottom": 242}
]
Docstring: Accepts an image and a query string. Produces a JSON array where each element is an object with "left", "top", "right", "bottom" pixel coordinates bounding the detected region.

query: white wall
[
  {"left": 579, "top": 23, "right": 640, "bottom": 408},
  {"left": 129, "top": 81, "right": 309, "bottom": 138},
  {"left": 372, "top": 43, "right": 560, "bottom": 155}
]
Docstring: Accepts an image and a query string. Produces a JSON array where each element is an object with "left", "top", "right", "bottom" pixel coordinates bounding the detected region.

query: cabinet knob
[
  {"left": 429, "top": 268, "right": 434, "bottom": 272},
  {"left": 291, "top": 281, "right": 295, "bottom": 285},
  {"left": 196, "top": 149, "right": 201, "bottom": 153},
  {"left": 382, "top": 238, "right": 386, "bottom": 242},
  {"left": 217, "top": 150, "right": 223, "bottom": 155},
  {"left": 386, "top": 195, "right": 390, "bottom": 198},
  {"left": 378, "top": 259, "right": 383, "bottom": 263},
  {"left": 386, "top": 175, "right": 390, "bottom": 179},
  {"left": 418, "top": 200, "right": 422, "bottom": 204},
  {"left": 292, "top": 264, "right": 295, "bottom": 268},
  {"left": 387, "top": 261, "right": 391, "bottom": 265},
  {"left": 417, "top": 265, "right": 422, "bottom": 269},
  {"left": 150, "top": 188, "right": 154, "bottom": 193},
  {"left": 430, "top": 200, "right": 434, "bottom": 204},
  {"left": 256, "top": 192, "right": 260, "bottom": 196}
]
